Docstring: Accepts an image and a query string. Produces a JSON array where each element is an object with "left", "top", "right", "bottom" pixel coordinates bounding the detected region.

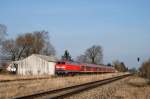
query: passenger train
[{"left": 55, "top": 61, "right": 116, "bottom": 75}]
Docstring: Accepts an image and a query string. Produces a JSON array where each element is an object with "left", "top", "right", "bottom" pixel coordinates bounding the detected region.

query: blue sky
[{"left": 0, "top": 0, "right": 150, "bottom": 68}]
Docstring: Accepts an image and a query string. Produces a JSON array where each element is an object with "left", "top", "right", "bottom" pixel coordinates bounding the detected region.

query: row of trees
[
  {"left": 61, "top": 45, "right": 103, "bottom": 65},
  {"left": 0, "top": 24, "right": 128, "bottom": 72},
  {"left": 61, "top": 49, "right": 128, "bottom": 72},
  {"left": 0, "top": 24, "right": 55, "bottom": 61},
  {"left": 3, "top": 31, "right": 55, "bottom": 61}
]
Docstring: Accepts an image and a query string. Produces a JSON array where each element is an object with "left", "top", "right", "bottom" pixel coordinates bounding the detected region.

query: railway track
[{"left": 13, "top": 73, "right": 132, "bottom": 99}]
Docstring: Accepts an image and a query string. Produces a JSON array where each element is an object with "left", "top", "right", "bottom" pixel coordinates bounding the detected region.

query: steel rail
[{"left": 13, "top": 74, "right": 132, "bottom": 99}]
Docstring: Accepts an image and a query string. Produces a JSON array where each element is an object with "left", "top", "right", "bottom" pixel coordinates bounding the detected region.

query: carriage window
[{"left": 81, "top": 66, "right": 85, "bottom": 70}]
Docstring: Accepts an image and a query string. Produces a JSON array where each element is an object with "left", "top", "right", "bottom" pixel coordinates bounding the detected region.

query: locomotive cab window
[{"left": 57, "top": 62, "right": 65, "bottom": 64}]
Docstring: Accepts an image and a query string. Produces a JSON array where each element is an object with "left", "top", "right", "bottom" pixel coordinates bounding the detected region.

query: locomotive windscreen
[{"left": 57, "top": 62, "right": 65, "bottom": 64}]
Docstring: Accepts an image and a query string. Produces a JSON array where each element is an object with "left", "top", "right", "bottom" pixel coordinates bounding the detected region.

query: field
[
  {"left": 66, "top": 76, "right": 150, "bottom": 99},
  {"left": 1, "top": 73, "right": 149, "bottom": 99},
  {"left": 0, "top": 74, "right": 51, "bottom": 81},
  {"left": 0, "top": 73, "right": 124, "bottom": 98}
]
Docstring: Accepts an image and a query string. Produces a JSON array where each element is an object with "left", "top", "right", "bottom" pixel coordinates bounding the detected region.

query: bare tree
[
  {"left": 2, "top": 31, "right": 56, "bottom": 61},
  {"left": 85, "top": 45, "right": 103, "bottom": 64},
  {"left": 2, "top": 39, "right": 18, "bottom": 61},
  {"left": 16, "top": 33, "right": 33, "bottom": 59},
  {"left": 76, "top": 45, "right": 103, "bottom": 64},
  {"left": 40, "top": 31, "right": 56, "bottom": 56}
]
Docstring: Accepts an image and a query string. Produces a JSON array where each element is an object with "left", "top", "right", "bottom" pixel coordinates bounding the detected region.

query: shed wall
[{"left": 17, "top": 55, "right": 55, "bottom": 75}]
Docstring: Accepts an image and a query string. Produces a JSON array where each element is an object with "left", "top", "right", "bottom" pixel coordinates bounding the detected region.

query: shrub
[
  {"left": 113, "top": 60, "right": 128, "bottom": 72},
  {"left": 139, "top": 59, "right": 150, "bottom": 79}
]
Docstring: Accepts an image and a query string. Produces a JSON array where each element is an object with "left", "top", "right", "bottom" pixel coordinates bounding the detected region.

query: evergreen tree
[{"left": 61, "top": 50, "right": 72, "bottom": 61}]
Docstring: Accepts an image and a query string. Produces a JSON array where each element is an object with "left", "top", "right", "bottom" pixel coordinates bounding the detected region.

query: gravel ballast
[{"left": 65, "top": 76, "right": 150, "bottom": 99}]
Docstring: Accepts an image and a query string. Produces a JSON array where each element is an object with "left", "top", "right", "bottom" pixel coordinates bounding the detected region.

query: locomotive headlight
[
  {"left": 56, "top": 65, "right": 66, "bottom": 69},
  {"left": 61, "top": 66, "right": 66, "bottom": 69}
]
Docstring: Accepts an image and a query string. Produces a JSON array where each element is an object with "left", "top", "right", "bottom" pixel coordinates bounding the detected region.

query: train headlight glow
[
  {"left": 56, "top": 66, "right": 66, "bottom": 69},
  {"left": 61, "top": 66, "right": 66, "bottom": 69}
]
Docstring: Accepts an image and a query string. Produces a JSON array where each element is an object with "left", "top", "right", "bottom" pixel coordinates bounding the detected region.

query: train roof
[{"left": 81, "top": 63, "right": 115, "bottom": 69}]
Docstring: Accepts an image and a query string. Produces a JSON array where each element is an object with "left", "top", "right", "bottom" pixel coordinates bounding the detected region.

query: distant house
[{"left": 8, "top": 54, "right": 58, "bottom": 75}]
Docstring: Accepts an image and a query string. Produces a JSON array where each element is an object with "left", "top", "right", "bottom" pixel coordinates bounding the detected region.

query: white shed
[{"left": 13, "top": 54, "right": 57, "bottom": 76}]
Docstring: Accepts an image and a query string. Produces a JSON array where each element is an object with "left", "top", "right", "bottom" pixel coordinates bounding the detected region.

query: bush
[
  {"left": 139, "top": 59, "right": 150, "bottom": 79},
  {"left": 113, "top": 60, "right": 128, "bottom": 72}
]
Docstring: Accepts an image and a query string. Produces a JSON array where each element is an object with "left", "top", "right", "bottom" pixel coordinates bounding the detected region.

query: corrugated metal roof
[{"left": 32, "top": 54, "right": 58, "bottom": 62}]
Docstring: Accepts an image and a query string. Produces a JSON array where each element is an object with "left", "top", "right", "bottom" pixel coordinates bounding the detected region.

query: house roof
[{"left": 32, "top": 54, "right": 58, "bottom": 62}]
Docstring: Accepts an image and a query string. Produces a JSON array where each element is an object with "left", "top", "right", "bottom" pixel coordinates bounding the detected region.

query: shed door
[{"left": 48, "top": 62, "right": 56, "bottom": 75}]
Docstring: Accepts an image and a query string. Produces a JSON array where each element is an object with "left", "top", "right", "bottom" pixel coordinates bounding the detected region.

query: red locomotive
[{"left": 55, "top": 61, "right": 116, "bottom": 75}]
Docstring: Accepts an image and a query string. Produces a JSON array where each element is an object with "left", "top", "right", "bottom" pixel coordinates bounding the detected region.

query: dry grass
[
  {"left": 65, "top": 76, "right": 150, "bottom": 99},
  {"left": 0, "top": 73, "right": 124, "bottom": 98},
  {"left": 0, "top": 74, "right": 52, "bottom": 81},
  {"left": 114, "top": 76, "right": 150, "bottom": 99}
]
